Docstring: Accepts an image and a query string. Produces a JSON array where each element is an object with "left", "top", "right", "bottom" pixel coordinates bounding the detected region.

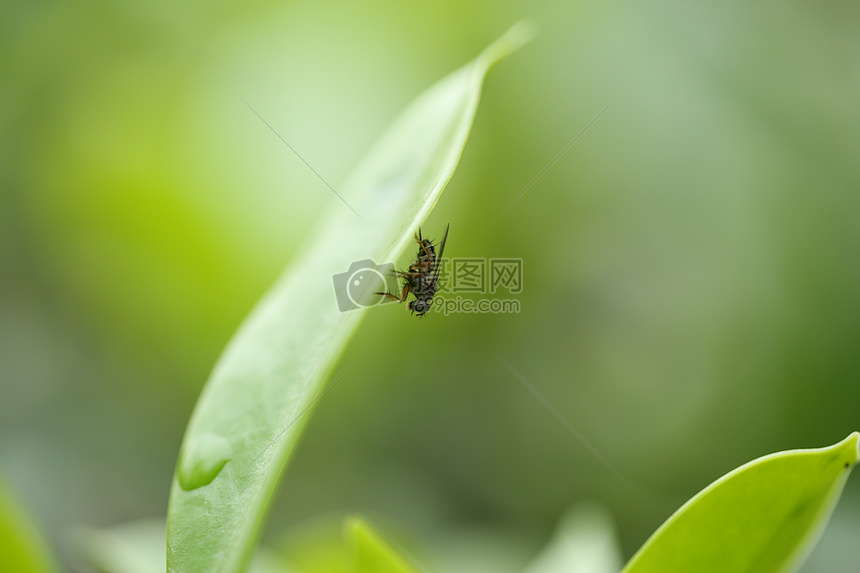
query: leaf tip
[
  {"left": 839, "top": 431, "right": 860, "bottom": 470},
  {"left": 343, "top": 514, "right": 364, "bottom": 536},
  {"left": 502, "top": 19, "right": 539, "bottom": 48},
  {"left": 479, "top": 20, "right": 537, "bottom": 70}
]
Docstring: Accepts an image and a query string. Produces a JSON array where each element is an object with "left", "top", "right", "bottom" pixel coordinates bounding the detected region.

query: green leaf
[
  {"left": 166, "top": 22, "right": 533, "bottom": 573},
  {"left": 345, "top": 516, "right": 419, "bottom": 573},
  {"left": 73, "top": 519, "right": 166, "bottom": 573},
  {"left": 73, "top": 519, "right": 289, "bottom": 573},
  {"left": 523, "top": 502, "right": 622, "bottom": 573},
  {"left": 0, "top": 478, "right": 57, "bottom": 573},
  {"left": 621, "top": 432, "right": 860, "bottom": 573}
]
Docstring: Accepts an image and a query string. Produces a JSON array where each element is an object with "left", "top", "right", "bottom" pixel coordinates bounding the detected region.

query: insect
[{"left": 377, "top": 224, "right": 449, "bottom": 317}]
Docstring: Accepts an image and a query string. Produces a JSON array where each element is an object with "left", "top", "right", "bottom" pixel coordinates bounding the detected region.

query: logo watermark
[
  {"left": 331, "top": 259, "right": 400, "bottom": 312},
  {"left": 332, "top": 257, "right": 523, "bottom": 314},
  {"left": 429, "top": 295, "right": 520, "bottom": 315},
  {"left": 439, "top": 258, "right": 523, "bottom": 294}
]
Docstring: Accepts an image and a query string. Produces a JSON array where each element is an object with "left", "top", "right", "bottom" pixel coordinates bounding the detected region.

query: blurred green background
[{"left": 2, "top": 0, "right": 859, "bottom": 571}]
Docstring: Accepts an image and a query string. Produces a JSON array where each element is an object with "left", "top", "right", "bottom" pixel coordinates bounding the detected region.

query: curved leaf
[
  {"left": 73, "top": 520, "right": 288, "bottom": 573},
  {"left": 621, "top": 432, "right": 860, "bottom": 573},
  {"left": 166, "top": 23, "right": 533, "bottom": 573},
  {"left": 0, "top": 478, "right": 57, "bottom": 573},
  {"left": 523, "top": 502, "right": 622, "bottom": 573},
  {"left": 345, "top": 516, "right": 419, "bottom": 573},
  {"left": 73, "top": 520, "right": 166, "bottom": 573}
]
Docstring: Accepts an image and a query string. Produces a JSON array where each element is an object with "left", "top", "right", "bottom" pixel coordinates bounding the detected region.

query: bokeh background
[{"left": 2, "top": 0, "right": 859, "bottom": 571}]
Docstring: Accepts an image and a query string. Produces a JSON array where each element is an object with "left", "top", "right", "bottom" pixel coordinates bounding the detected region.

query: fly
[{"left": 377, "top": 224, "right": 449, "bottom": 317}]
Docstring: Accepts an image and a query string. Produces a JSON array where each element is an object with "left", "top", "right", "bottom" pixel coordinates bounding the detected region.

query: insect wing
[{"left": 432, "top": 223, "right": 450, "bottom": 280}]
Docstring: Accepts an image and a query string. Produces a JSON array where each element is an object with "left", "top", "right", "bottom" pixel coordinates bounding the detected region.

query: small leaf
[
  {"left": 621, "top": 432, "right": 860, "bottom": 573},
  {"left": 523, "top": 502, "right": 622, "bottom": 573},
  {"left": 0, "top": 479, "right": 57, "bottom": 573},
  {"left": 345, "top": 516, "right": 420, "bottom": 573},
  {"left": 73, "top": 519, "right": 174, "bottom": 573},
  {"left": 166, "top": 23, "right": 533, "bottom": 573},
  {"left": 73, "top": 519, "right": 288, "bottom": 573}
]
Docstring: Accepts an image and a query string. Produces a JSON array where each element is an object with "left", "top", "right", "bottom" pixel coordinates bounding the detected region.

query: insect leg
[
  {"left": 399, "top": 282, "right": 413, "bottom": 301},
  {"left": 376, "top": 292, "right": 404, "bottom": 303},
  {"left": 376, "top": 282, "right": 413, "bottom": 303}
]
